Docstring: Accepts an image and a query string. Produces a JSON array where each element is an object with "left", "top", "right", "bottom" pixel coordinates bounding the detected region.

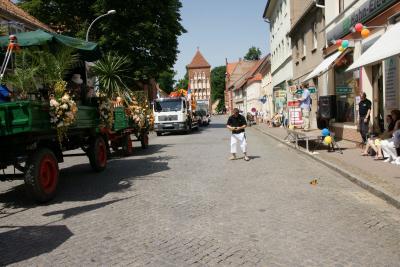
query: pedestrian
[
  {"left": 358, "top": 92, "right": 372, "bottom": 144},
  {"left": 299, "top": 83, "right": 311, "bottom": 131},
  {"left": 227, "top": 108, "right": 250, "bottom": 161}
]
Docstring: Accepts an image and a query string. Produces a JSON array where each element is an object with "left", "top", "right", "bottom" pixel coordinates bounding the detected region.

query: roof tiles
[
  {"left": 0, "top": 0, "right": 53, "bottom": 32},
  {"left": 187, "top": 49, "right": 211, "bottom": 68}
]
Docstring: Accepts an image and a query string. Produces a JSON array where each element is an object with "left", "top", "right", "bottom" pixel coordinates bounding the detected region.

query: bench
[{"left": 284, "top": 128, "right": 342, "bottom": 154}]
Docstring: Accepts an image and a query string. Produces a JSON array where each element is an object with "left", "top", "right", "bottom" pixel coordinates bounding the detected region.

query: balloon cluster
[
  {"left": 321, "top": 128, "right": 332, "bottom": 145},
  {"left": 336, "top": 39, "right": 349, "bottom": 52},
  {"left": 355, "top": 22, "right": 370, "bottom": 38}
]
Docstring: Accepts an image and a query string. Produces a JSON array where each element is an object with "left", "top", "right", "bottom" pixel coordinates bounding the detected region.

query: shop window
[
  {"left": 339, "top": 0, "right": 345, "bottom": 13},
  {"left": 312, "top": 22, "right": 318, "bottom": 50},
  {"left": 334, "top": 53, "right": 356, "bottom": 123}
]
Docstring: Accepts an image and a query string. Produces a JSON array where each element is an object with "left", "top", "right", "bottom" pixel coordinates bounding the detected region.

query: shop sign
[
  {"left": 335, "top": 86, "right": 352, "bottom": 94},
  {"left": 326, "top": 0, "right": 397, "bottom": 42},
  {"left": 384, "top": 56, "right": 399, "bottom": 109},
  {"left": 295, "top": 87, "right": 317, "bottom": 94}
]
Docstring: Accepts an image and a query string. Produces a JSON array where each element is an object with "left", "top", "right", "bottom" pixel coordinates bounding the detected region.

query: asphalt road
[{"left": 0, "top": 115, "right": 399, "bottom": 266}]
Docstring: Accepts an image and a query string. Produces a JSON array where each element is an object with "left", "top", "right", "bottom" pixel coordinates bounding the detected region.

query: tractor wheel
[
  {"left": 88, "top": 136, "right": 107, "bottom": 172},
  {"left": 24, "top": 148, "right": 59, "bottom": 203},
  {"left": 122, "top": 134, "right": 133, "bottom": 156},
  {"left": 140, "top": 133, "right": 149, "bottom": 149}
]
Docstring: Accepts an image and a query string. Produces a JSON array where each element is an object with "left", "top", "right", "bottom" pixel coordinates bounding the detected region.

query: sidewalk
[{"left": 254, "top": 123, "right": 400, "bottom": 209}]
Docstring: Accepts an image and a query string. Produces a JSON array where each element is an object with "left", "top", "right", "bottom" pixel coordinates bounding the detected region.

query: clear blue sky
[{"left": 174, "top": 0, "right": 271, "bottom": 80}]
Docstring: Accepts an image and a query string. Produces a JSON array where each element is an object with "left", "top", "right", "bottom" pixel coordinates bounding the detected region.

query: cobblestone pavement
[{"left": 0, "top": 116, "right": 399, "bottom": 266}]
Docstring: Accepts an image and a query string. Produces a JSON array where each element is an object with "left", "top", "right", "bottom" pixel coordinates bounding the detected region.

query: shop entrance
[{"left": 372, "top": 64, "right": 384, "bottom": 132}]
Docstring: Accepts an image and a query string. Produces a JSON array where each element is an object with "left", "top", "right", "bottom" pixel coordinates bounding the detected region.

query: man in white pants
[{"left": 227, "top": 108, "right": 250, "bottom": 161}]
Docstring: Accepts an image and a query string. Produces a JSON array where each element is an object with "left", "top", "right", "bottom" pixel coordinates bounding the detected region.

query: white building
[{"left": 263, "top": 0, "right": 293, "bottom": 113}]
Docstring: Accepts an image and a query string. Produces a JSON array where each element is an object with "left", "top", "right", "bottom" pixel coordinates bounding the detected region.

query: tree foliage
[
  {"left": 157, "top": 69, "right": 176, "bottom": 94},
  {"left": 175, "top": 72, "right": 188, "bottom": 90},
  {"left": 19, "top": 0, "right": 186, "bottom": 81},
  {"left": 244, "top": 46, "right": 262, "bottom": 61},
  {"left": 211, "top": 66, "right": 226, "bottom": 102}
]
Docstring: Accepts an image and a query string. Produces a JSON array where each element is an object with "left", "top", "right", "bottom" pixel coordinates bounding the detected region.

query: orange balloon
[{"left": 361, "top": 28, "right": 370, "bottom": 38}]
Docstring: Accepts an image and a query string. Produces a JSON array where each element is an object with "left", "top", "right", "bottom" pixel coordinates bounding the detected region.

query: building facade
[
  {"left": 263, "top": 0, "right": 293, "bottom": 114},
  {"left": 187, "top": 49, "right": 212, "bottom": 112},
  {"left": 289, "top": 0, "right": 325, "bottom": 129},
  {"left": 261, "top": 56, "right": 273, "bottom": 120},
  {"left": 323, "top": 0, "right": 400, "bottom": 142},
  {"left": 225, "top": 59, "right": 256, "bottom": 113},
  {"left": 0, "top": 0, "right": 53, "bottom": 34}
]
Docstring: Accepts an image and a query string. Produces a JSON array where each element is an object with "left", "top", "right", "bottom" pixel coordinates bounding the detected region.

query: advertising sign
[
  {"left": 326, "top": 0, "right": 397, "bottom": 42},
  {"left": 385, "top": 56, "right": 399, "bottom": 109}
]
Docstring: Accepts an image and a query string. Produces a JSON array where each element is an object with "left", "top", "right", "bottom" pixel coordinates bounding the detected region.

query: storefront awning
[
  {"left": 303, "top": 51, "right": 343, "bottom": 82},
  {"left": 347, "top": 22, "right": 400, "bottom": 71}
]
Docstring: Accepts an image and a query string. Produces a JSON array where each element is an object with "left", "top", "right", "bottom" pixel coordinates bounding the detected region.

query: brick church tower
[{"left": 187, "top": 48, "right": 211, "bottom": 112}]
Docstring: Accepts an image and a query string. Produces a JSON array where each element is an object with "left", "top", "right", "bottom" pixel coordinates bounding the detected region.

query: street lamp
[{"left": 86, "top": 10, "right": 116, "bottom": 41}]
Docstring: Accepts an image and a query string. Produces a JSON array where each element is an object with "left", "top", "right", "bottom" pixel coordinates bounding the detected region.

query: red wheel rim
[
  {"left": 39, "top": 155, "right": 58, "bottom": 194},
  {"left": 97, "top": 139, "right": 107, "bottom": 167}
]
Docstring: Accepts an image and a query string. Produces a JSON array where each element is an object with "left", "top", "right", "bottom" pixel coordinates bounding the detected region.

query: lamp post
[{"left": 86, "top": 10, "right": 116, "bottom": 41}]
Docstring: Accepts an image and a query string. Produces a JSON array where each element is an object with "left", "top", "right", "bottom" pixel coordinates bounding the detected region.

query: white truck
[{"left": 153, "top": 97, "right": 199, "bottom": 136}]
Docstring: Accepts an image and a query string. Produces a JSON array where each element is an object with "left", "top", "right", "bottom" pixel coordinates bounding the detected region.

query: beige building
[
  {"left": 187, "top": 49, "right": 211, "bottom": 112},
  {"left": 321, "top": 0, "right": 400, "bottom": 142},
  {"left": 289, "top": 0, "right": 325, "bottom": 129}
]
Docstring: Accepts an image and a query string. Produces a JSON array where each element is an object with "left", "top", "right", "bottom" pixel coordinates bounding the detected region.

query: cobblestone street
[{"left": 0, "top": 116, "right": 399, "bottom": 266}]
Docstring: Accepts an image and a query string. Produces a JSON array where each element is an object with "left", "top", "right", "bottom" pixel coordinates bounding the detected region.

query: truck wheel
[
  {"left": 156, "top": 132, "right": 162, "bottom": 136},
  {"left": 141, "top": 133, "right": 149, "bottom": 149},
  {"left": 88, "top": 136, "right": 107, "bottom": 172},
  {"left": 24, "top": 148, "right": 59, "bottom": 203},
  {"left": 122, "top": 134, "right": 133, "bottom": 156}
]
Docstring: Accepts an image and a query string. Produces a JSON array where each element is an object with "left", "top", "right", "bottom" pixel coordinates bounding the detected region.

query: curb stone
[{"left": 253, "top": 126, "right": 400, "bottom": 210}]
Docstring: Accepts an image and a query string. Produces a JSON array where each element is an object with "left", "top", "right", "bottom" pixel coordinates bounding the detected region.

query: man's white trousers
[{"left": 231, "top": 132, "right": 247, "bottom": 154}]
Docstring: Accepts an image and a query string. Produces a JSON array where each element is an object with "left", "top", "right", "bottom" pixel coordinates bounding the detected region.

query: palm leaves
[
  {"left": 3, "top": 47, "right": 80, "bottom": 97},
  {"left": 91, "top": 53, "right": 130, "bottom": 99},
  {"left": 31, "top": 47, "right": 80, "bottom": 87},
  {"left": 3, "top": 50, "right": 39, "bottom": 97}
]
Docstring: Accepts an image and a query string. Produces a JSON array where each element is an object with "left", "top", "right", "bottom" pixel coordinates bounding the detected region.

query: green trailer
[
  {"left": 102, "top": 106, "right": 149, "bottom": 156},
  {"left": 0, "top": 30, "right": 107, "bottom": 202},
  {"left": 0, "top": 100, "right": 108, "bottom": 202}
]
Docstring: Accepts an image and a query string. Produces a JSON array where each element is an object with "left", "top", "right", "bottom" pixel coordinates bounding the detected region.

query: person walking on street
[
  {"left": 359, "top": 92, "right": 372, "bottom": 144},
  {"left": 227, "top": 108, "right": 250, "bottom": 161},
  {"left": 299, "top": 83, "right": 311, "bottom": 131}
]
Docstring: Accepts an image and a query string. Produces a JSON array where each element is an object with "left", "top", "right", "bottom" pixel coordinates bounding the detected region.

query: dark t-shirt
[
  {"left": 359, "top": 99, "right": 371, "bottom": 117},
  {"left": 227, "top": 114, "right": 247, "bottom": 134}
]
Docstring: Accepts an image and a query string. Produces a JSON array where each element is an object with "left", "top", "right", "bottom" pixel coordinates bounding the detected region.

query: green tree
[
  {"left": 19, "top": 0, "right": 97, "bottom": 37},
  {"left": 244, "top": 46, "right": 262, "bottom": 60},
  {"left": 211, "top": 66, "right": 226, "bottom": 102},
  {"left": 19, "top": 0, "right": 186, "bottom": 82},
  {"left": 157, "top": 69, "right": 176, "bottom": 94},
  {"left": 175, "top": 72, "right": 188, "bottom": 90}
]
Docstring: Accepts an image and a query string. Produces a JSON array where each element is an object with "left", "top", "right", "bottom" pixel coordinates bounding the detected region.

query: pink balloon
[{"left": 355, "top": 23, "right": 363, "bottom": 32}]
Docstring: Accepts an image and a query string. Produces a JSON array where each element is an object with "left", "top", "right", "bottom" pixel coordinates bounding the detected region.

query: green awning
[{"left": 0, "top": 30, "right": 100, "bottom": 60}]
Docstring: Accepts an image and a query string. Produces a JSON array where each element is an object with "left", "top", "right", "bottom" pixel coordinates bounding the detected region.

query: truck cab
[{"left": 153, "top": 97, "right": 198, "bottom": 136}]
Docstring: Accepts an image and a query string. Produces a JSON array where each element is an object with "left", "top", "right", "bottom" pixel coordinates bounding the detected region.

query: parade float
[{"left": 0, "top": 30, "right": 151, "bottom": 202}]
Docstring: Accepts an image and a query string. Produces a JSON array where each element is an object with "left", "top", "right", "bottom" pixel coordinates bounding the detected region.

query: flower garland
[
  {"left": 49, "top": 80, "right": 78, "bottom": 145},
  {"left": 98, "top": 98, "right": 114, "bottom": 128}
]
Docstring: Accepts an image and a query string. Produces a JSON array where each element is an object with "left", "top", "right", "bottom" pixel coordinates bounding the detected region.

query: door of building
[{"left": 372, "top": 64, "right": 384, "bottom": 132}]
